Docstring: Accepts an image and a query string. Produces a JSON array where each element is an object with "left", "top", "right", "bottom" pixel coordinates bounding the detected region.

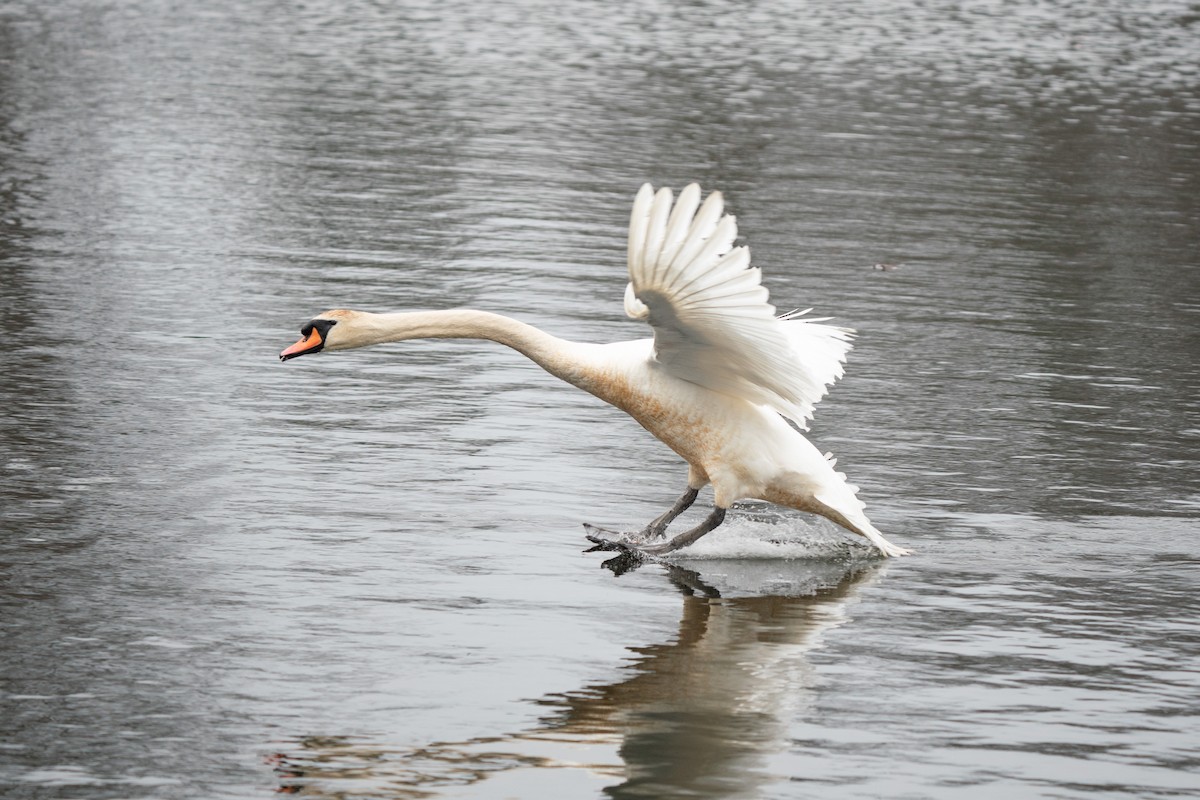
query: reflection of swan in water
[{"left": 271, "top": 560, "right": 886, "bottom": 798}]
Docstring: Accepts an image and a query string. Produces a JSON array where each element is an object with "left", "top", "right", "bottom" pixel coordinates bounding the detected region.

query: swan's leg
[
  {"left": 637, "top": 507, "right": 726, "bottom": 555},
  {"left": 644, "top": 487, "right": 699, "bottom": 538},
  {"left": 586, "top": 506, "right": 727, "bottom": 557},
  {"left": 581, "top": 486, "right": 700, "bottom": 541}
]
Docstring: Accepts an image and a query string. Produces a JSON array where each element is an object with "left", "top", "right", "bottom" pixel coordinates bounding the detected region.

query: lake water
[{"left": 2, "top": 1, "right": 1198, "bottom": 797}]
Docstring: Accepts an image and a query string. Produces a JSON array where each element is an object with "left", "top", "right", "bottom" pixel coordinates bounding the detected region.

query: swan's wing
[{"left": 624, "top": 183, "right": 854, "bottom": 428}]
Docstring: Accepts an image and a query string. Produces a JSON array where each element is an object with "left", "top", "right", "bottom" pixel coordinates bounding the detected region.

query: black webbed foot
[
  {"left": 583, "top": 531, "right": 649, "bottom": 556},
  {"left": 582, "top": 523, "right": 653, "bottom": 548}
]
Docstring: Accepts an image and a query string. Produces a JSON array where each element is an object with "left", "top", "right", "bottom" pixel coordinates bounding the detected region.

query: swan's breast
[{"left": 576, "top": 343, "right": 735, "bottom": 465}]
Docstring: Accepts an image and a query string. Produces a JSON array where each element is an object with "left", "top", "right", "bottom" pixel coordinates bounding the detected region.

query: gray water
[{"left": 2, "top": 1, "right": 1199, "bottom": 797}]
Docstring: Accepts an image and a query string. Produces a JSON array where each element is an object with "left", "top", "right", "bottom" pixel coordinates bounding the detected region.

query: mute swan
[{"left": 280, "top": 184, "right": 909, "bottom": 558}]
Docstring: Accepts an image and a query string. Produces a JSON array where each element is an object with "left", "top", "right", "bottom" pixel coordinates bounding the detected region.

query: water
[{"left": 1, "top": 0, "right": 1198, "bottom": 797}]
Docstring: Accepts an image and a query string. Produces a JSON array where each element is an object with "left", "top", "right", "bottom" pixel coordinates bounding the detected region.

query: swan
[{"left": 280, "top": 183, "right": 909, "bottom": 558}]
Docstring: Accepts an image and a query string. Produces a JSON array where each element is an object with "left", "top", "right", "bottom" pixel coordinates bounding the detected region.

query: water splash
[{"left": 667, "top": 510, "right": 888, "bottom": 563}]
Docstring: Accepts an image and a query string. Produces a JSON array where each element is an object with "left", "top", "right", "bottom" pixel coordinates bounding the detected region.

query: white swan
[{"left": 280, "top": 184, "right": 909, "bottom": 558}]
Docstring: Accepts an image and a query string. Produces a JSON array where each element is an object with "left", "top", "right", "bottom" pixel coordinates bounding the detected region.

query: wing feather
[
  {"left": 624, "top": 183, "right": 853, "bottom": 427},
  {"left": 643, "top": 187, "right": 673, "bottom": 283},
  {"left": 659, "top": 183, "right": 702, "bottom": 271},
  {"left": 627, "top": 183, "right": 654, "bottom": 275},
  {"left": 668, "top": 191, "right": 723, "bottom": 274}
]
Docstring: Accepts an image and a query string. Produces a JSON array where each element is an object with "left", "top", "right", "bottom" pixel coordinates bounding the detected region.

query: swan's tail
[
  {"left": 812, "top": 458, "right": 911, "bottom": 557},
  {"left": 849, "top": 517, "right": 911, "bottom": 558},
  {"left": 821, "top": 502, "right": 910, "bottom": 557}
]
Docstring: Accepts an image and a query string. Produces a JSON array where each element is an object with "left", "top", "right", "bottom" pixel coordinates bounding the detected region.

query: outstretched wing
[{"left": 624, "top": 182, "right": 853, "bottom": 428}]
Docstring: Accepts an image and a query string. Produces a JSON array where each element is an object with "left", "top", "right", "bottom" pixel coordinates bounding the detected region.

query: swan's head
[{"left": 279, "top": 309, "right": 361, "bottom": 361}]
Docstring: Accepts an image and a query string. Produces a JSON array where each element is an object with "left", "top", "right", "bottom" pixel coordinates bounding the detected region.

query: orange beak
[{"left": 280, "top": 328, "right": 324, "bottom": 361}]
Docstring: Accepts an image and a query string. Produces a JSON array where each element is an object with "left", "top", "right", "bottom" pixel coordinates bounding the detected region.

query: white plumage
[
  {"left": 281, "top": 183, "right": 909, "bottom": 558},
  {"left": 624, "top": 183, "right": 854, "bottom": 430}
]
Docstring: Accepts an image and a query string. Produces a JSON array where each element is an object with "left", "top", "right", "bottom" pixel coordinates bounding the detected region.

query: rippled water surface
[{"left": 2, "top": 1, "right": 1198, "bottom": 797}]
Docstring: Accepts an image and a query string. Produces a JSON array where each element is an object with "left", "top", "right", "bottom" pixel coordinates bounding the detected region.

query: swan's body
[{"left": 281, "top": 184, "right": 908, "bottom": 558}]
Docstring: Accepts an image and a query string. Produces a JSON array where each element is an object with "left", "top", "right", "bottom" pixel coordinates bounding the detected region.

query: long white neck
[{"left": 334, "top": 309, "right": 595, "bottom": 389}]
